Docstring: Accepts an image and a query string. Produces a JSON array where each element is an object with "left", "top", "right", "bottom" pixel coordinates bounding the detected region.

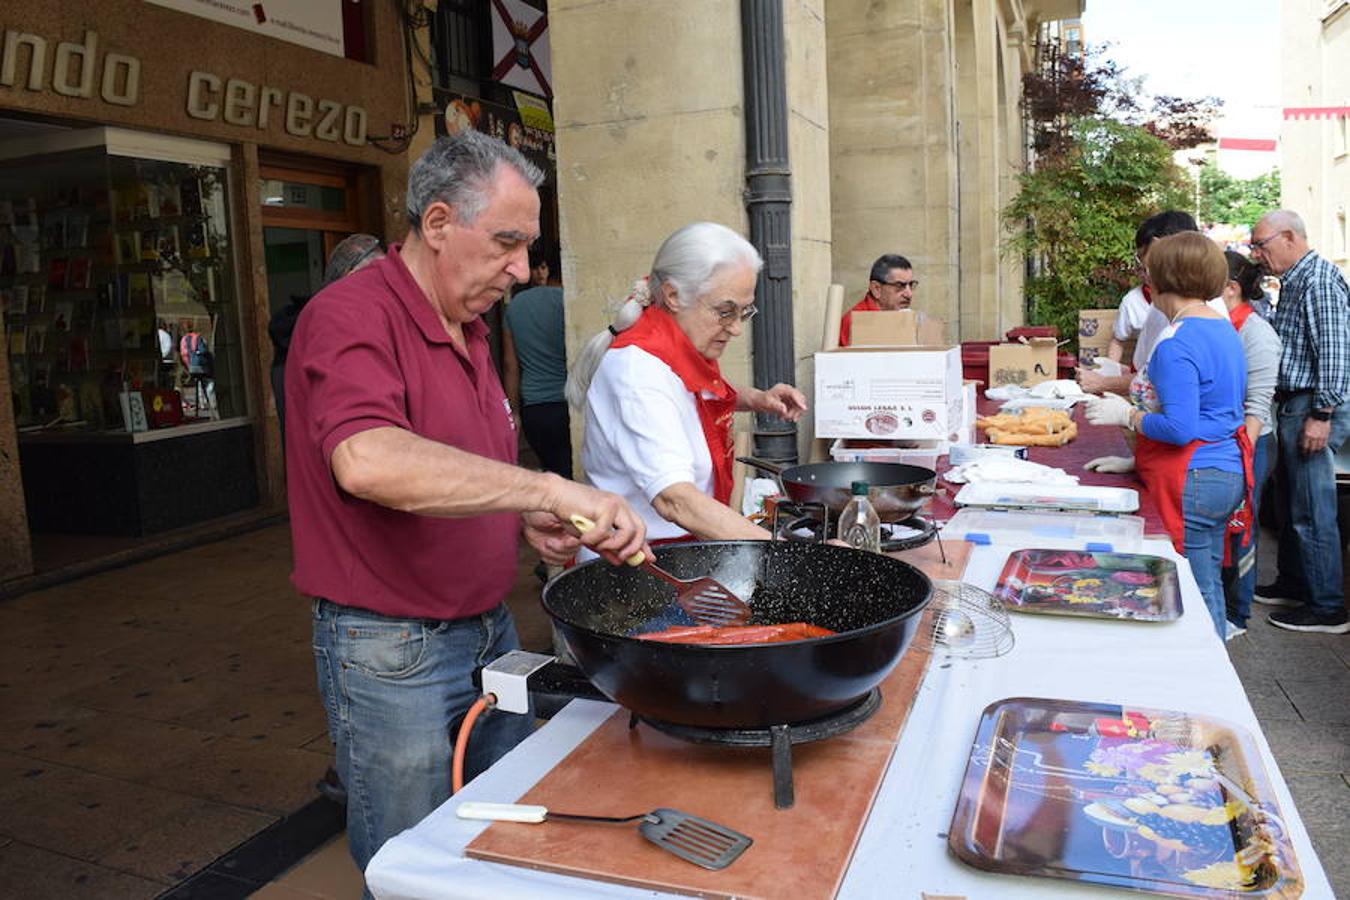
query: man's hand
[
  {"left": 1076, "top": 366, "right": 1110, "bottom": 396},
  {"left": 543, "top": 479, "right": 648, "bottom": 563},
  {"left": 521, "top": 511, "right": 580, "bottom": 566},
  {"left": 1300, "top": 416, "right": 1331, "bottom": 455},
  {"left": 1083, "top": 455, "right": 1136, "bottom": 474},
  {"left": 1085, "top": 393, "right": 1136, "bottom": 430},
  {"left": 755, "top": 384, "right": 809, "bottom": 422}
]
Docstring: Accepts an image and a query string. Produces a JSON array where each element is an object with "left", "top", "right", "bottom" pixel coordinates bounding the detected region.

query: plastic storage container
[{"left": 945, "top": 507, "right": 1146, "bottom": 551}]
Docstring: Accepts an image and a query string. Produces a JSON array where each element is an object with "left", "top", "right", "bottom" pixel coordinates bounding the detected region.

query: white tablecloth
[{"left": 366, "top": 537, "right": 1336, "bottom": 900}]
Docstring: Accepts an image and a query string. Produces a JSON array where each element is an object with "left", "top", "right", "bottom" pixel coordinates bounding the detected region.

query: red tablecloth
[{"left": 930, "top": 401, "right": 1167, "bottom": 537}]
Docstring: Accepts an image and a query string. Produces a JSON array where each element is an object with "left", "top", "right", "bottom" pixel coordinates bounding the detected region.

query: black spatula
[{"left": 457, "top": 801, "right": 753, "bottom": 870}]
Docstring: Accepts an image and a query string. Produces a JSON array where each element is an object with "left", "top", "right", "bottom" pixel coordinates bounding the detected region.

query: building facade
[
  {"left": 0, "top": 1, "right": 413, "bottom": 583},
  {"left": 1281, "top": 0, "right": 1349, "bottom": 274},
  {"left": 530, "top": 0, "right": 1081, "bottom": 455}
]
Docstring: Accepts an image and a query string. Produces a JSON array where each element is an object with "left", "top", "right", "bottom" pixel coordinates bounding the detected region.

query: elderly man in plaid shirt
[{"left": 1249, "top": 209, "right": 1350, "bottom": 634}]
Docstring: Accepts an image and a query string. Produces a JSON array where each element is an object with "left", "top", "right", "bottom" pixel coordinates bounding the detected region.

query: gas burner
[
  {"left": 629, "top": 689, "right": 882, "bottom": 809},
  {"left": 773, "top": 502, "right": 938, "bottom": 552}
]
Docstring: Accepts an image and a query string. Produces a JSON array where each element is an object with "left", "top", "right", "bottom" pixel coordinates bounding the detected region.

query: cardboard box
[
  {"left": 988, "top": 337, "right": 1059, "bottom": 387},
  {"left": 849, "top": 309, "right": 946, "bottom": 347},
  {"left": 814, "top": 347, "right": 963, "bottom": 440},
  {"left": 1078, "top": 308, "right": 1116, "bottom": 347}
]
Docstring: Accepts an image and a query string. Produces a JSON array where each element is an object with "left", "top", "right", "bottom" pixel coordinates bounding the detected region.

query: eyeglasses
[
  {"left": 706, "top": 299, "right": 758, "bottom": 323},
  {"left": 1250, "top": 232, "right": 1283, "bottom": 251},
  {"left": 880, "top": 279, "right": 920, "bottom": 290}
]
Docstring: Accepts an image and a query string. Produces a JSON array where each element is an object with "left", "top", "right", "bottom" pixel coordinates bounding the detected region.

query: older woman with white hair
[{"left": 567, "top": 222, "right": 807, "bottom": 547}]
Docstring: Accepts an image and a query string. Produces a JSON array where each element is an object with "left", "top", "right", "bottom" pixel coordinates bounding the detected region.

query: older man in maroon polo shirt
[{"left": 285, "top": 131, "right": 647, "bottom": 879}]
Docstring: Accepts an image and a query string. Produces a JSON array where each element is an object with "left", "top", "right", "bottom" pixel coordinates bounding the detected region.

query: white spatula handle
[
  {"left": 569, "top": 514, "right": 646, "bottom": 565},
  {"left": 456, "top": 801, "right": 549, "bottom": 823}
]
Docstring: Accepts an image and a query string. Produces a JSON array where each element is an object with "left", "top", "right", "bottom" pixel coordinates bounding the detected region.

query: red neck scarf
[
  {"left": 1229, "top": 302, "right": 1255, "bottom": 332},
  {"left": 1142, "top": 284, "right": 1153, "bottom": 305},
  {"left": 609, "top": 306, "right": 738, "bottom": 504}
]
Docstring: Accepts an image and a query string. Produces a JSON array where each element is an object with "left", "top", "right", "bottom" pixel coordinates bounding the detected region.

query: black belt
[{"left": 1275, "top": 389, "right": 1312, "bottom": 403}]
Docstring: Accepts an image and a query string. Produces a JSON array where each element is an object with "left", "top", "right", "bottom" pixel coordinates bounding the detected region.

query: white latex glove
[
  {"left": 1083, "top": 455, "right": 1136, "bottom": 474},
  {"left": 1085, "top": 392, "right": 1135, "bottom": 430}
]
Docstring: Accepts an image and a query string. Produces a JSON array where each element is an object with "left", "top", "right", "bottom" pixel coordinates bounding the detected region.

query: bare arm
[
  {"left": 331, "top": 426, "right": 645, "bottom": 559},
  {"left": 734, "top": 383, "right": 808, "bottom": 421},
  {"left": 1106, "top": 338, "right": 1125, "bottom": 363},
  {"left": 651, "top": 481, "right": 771, "bottom": 541},
  {"left": 1077, "top": 369, "right": 1134, "bottom": 396}
]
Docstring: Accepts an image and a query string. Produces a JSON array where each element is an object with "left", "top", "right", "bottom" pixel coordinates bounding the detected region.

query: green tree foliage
[
  {"left": 1196, "top": 162, "right": 1281, "bottom": 227},
  {"left": 1007, "top": 118, "right": 1191, "bottom": 341},
  {"left": 1008, "top": 43, "right": 1218, "bottom": 343}
]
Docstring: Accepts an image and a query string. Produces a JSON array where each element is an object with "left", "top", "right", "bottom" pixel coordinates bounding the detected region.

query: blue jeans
[
  {"left": 1182, "top": 467, "right": 1245, "bottom": 638},
  {"left": 312, "top": 599, "right": 534, "bottom": 879},
  {"left": 1272, "top": 394, "right": 1350, "bottom": 616},
  {"left": 1222, "top": 432, "right": 1276, "bottom": 627}
]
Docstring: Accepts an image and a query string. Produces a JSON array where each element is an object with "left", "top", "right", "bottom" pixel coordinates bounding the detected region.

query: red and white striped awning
[{"left": 1283, "top": 106, "right": 1350, "bottom": 120}]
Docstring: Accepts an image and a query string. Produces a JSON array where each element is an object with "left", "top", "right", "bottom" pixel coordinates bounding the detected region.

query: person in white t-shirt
[
  {"left": 566, "top": 222, "right": 807, "bottom": 551},
  {"left": 1081, "top": 210, "right": 1202, "bottom": 396}
]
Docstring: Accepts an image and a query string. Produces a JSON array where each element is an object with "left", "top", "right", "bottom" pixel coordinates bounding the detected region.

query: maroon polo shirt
[{"left": 284, "top": 244, "right": 520, "bottom": 620}]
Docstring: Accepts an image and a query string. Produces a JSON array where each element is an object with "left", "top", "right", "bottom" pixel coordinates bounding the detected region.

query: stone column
[
  {"left": 550, "top": 0, "right": 834, "bottom": 461},
  {"left": 826, "top": 0, "right": 961, "bottom": 339},
  {"left": 0, "top": 336, "right": 34, "bottom": 581}
]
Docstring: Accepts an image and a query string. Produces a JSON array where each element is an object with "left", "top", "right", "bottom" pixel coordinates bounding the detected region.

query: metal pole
[{"left": 741, "top": 0, "right": 798, "bottom": 465}]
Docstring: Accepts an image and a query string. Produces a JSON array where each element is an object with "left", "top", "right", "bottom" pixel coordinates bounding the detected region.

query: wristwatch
[{"left": 1308, "top": 408, "right": 1333, "bottom": 422}]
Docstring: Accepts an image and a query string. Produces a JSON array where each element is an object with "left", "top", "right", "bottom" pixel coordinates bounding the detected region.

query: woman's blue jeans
[
  {"left": 1222, "top": 432, "right": 1275, "bottom": 627},
  {"left": 1182, "top": 467, "right": 1245, "bottom": 639},
  {"left": 311, "top": 599, "right": 534, "bottom": 879}
]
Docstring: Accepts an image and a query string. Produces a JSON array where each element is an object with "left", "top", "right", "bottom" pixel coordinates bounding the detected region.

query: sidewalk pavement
[{"left": 0, "top": 522, "right": 1344, "bottom": 898}]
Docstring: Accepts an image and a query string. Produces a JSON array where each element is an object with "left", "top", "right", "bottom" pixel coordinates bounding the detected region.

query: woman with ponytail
[
  {"left": 1219, "top": 250, "right": 1282, "bottom": 636},
  {"left": 567, "top": 222, "right": 807, "bottom": 551}
]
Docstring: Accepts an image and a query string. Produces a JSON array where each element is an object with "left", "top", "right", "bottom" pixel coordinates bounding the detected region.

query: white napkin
[{"left": 944, "top": 456, "right": 1080, "bottom": 486}]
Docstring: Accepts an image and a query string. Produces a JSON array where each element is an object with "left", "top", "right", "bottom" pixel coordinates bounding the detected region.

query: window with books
[{"left": 0, "top": 130, "right": 243, "bottom": 434}]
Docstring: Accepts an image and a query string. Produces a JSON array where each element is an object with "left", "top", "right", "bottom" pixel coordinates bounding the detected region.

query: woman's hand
[
  {"left": 1083, "top": 455, "right": 1136, "bottom": 474},
  {"left": 752, "top": 384, "right": 808, "bottom": 421},
  {"left": 1085, "top": 393, "right": 1136, "bottom": 430}
]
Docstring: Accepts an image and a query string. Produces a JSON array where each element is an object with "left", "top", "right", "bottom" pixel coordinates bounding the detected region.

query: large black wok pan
[
  {"left": 738, "top": 457, "right": 937, "bottom": 522},
  {"left": 542, "top": 541, "right": 932, "bottom": 729}
]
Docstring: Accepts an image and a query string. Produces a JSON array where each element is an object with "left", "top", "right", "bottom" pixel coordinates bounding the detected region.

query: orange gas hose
[{"left": 452, "top": 694, "right": 494, "bottom": 793}]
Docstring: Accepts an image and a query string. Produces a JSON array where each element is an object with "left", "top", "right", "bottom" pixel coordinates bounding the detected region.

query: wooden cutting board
[
  {"left": 466, "top": 609, "right": 939, "bottom": 899},
  {"left": 890, "top": 536, "right": 974, "bottom": 583}
]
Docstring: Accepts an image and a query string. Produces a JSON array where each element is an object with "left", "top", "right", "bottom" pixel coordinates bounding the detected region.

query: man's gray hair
[
  {"left": 1260, "top": 209, "right": 1307, "bottom": 238},
  {"left": 405, "top": 131, "right": 543, "bottom": 232}
]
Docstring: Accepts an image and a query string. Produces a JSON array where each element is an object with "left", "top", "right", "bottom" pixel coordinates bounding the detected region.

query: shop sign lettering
[
  {"left": 186, "top": 72, "right": 367, "bottom": 146},
  {"left": 0, "top": 30, "right": 139, "bottom": 105},
  {"left": 0, "top": 28, "right": 367, "bottom": 146}
]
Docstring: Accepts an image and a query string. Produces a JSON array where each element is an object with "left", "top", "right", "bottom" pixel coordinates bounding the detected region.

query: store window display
[{"left": 1, "top": 140, "right": 242, "bottom": 433}]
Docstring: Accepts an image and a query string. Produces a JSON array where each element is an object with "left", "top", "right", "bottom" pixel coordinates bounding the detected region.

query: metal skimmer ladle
[
  {"left": 570, "top": 515, "right": 751, "bottom": 626},
  {"left": 926, "top": 580, "right": 1015, "bottom": 659},
  {"left": 457, "top": 801, "right": 754, "bottom": 870}
]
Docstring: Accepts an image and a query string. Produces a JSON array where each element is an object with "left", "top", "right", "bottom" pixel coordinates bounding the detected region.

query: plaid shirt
[{"left": 1273, "top": 250, "right": 1350, "bottom": 409}]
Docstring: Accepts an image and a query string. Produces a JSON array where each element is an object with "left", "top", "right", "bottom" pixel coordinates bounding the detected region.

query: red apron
[
  {"left": 609, "top": 305, "right": 738, "bottom": 506},
  {"left": 1135, "top": 428, "right": 1253, "bottom": 555}
]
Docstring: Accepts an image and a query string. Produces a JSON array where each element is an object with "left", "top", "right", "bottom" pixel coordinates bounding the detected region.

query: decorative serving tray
[
  {"left": 949, "top": 697, "right": 1302, "bottom": 898},
  {"left": 992, "top": 549, "right": 1182, "bottom": 621}
]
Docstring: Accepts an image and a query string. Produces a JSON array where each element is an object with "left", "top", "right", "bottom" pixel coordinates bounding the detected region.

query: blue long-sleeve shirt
[{"left": 1139, "top": 317, "right": 1245, "bottom": 473}]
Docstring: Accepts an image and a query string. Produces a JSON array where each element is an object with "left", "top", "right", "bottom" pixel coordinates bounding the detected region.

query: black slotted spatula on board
[{"left": 456, "top": 801, "right": 753, "bottom": 870}]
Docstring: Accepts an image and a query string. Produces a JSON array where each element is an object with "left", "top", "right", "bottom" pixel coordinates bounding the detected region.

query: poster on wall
[
  {"left": 142, "top": 0, "right": 368, "bottom": 60},
  {"left": 490, "top": 0, "right": 552, "bottom": 98},
  {"left": 436, "top": 89, "right": 555, "bottom": 172}
]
